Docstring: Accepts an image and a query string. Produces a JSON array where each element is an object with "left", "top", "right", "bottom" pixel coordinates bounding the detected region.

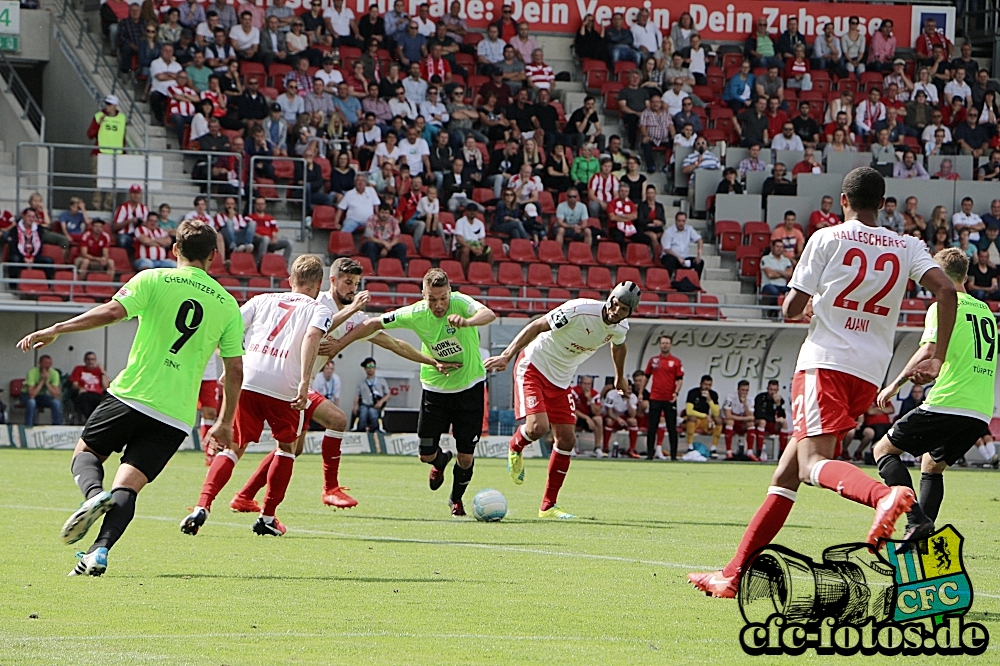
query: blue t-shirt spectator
[{"left": 58, "top": 210, "right": 87, "bottom": 237}]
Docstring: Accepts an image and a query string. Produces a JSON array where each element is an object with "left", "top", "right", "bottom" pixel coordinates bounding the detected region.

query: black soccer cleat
[
  {"left": 429, "top": 451, "right": 453, "bottom": 491},
  {"left": 180, "top": 507, "right": 207, "bottom": 536},
  {"left": 252, "top": 516, "right": 286, "bottom": 536},
  {"left": 894, "top": 519, "right": 936, "bottom": 554}
]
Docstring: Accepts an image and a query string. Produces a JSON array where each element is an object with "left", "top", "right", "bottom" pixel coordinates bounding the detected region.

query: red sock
[
  {"left": 755, "top": 428, "right": 766, "bottom": 455},
  {"left": 540, "top": 448, "right": 572, "bottom": 511},
  {"left": 778, "top": 432, "right": 789, "bottom": 453},
  {"left": 199, "top": 422, "right": 212, "bottom": 449},
  {"left": 238, "top": 450, "right": 274, "bottom": 500},
  {"left": 603, "top": 427, "right": 613, "bottom": 449},
  {"left": 724, "top": 426, "right": 734, "bottom": 452},
  {"left": 627, "top": 426, "right": 638, "bottom": 452},
  {"left": 198, "top": 450, "right": 237, "bottom": 511},
  {"left": 813, "top": 459, "right": 890, "bottom": 508},
  {"left": 322, "top": 430, "right": 344, "bottom": 491},
  {"left": 723, "top": 486, "right": 796, "bottom": 578},
  {"left": 508, "top": 425, "right": 535, "bottom": 454},
  {"left": 656, "top": 425, "right": 665, "bottom": 447},
  {"left": 261, "top": 451, "right": 296, "bottom": 517}
]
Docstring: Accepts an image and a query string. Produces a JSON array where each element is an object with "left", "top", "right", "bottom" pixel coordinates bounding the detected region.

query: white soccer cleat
[
  {"left": 68, "top": 547, "right": 108, "bottom": 577},
  {"left": 61, "top": 491, "right": 114, "bottom": 545}
]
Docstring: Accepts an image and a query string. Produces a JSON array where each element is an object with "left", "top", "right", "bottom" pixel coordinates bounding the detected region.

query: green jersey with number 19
[
  {"left": 110, "top": 266, "right": 245, "bottom": 432},
  {"left": 918, "top": 293, "right": 997, "bottom": 422},
  {"left": 380, "top": 291, "right": 486, "bottom": 392}
]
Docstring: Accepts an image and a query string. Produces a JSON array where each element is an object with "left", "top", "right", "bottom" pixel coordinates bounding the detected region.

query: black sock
[
  {"left": 876, "top": 454, "right": 912, "bottom": 487},
  {"left": 920, "top": 472, "right": 944, "bottom": 523},
  {"left": 89, "top": 487, "right": 137, "bottom": 553},
  {"left": 430, "top": 448, "right": 449, "bottom": 471},
  {"left": 450, "top": 461, "right": 474, "bottom": 504},
  {"left": 71, "top": 452, "right": 105, "bottom": 500}
]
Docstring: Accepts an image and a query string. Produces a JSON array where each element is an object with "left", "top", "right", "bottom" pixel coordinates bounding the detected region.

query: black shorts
[
  {"left": 866, "top": 423, "right": 891, "bottom": 442},
  {"left": 418, "top": 381, "right": 484, "bottom": 455},
  {"left": 576, "top": 416, "right": 595, "bottom": 432},
  {"left": 887, "top": 409, "right": 990, "bottom": 466},
  {"left": 82, "top": 395, "right": 188, "bottom": 482}
]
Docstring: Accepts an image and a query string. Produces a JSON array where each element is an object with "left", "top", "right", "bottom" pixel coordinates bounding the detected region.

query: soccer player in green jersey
[
  {"left": 874, "top": 248, "right": 998, "bottom": 546},
  {"left": 16, "top": 220, "right": 245, "bottom": 576},
  {"left": 329, "top": 268, "right": 497, "bottom": 516}
]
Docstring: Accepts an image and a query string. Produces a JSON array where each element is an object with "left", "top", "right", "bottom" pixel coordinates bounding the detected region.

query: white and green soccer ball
[{"left": 471, "top": 488, "right": 507, "bottom": 522}]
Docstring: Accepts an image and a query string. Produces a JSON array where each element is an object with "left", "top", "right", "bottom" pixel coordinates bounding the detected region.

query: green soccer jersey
[
  {"left": 919, "top": 293, "right": 997, "bottom": 422},
  {"left": 380, "top": 291, "right": 486, "bottom": 393},
  {"left": 110, "top": 266, "right": 245, "bottom": 431}
]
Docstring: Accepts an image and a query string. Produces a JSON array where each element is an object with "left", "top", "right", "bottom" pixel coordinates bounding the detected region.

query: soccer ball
[{"left": 471, "top": 488, "right": 507, "bottom": 522}]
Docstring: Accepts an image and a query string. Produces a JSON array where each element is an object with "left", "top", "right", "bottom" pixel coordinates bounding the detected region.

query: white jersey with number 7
[
  {"left": 240, "top": 292, "right": 333, "bottom": 401},
  {"left": 789, "top": 219, "right": 938, "bottom": 387}
]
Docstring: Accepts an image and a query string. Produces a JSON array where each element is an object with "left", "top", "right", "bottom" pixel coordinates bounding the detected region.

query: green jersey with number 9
[
  {"left": 109, "top": 266, "right": 245, "bottom": 432},
  {"left": 919, "top": 293, "right": 997, "bottom": 422},
  {"left": 381, "top": 291, "right": 486, "bottom": 392}
]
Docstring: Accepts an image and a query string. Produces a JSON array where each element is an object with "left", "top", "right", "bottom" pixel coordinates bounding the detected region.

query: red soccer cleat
[
  {"left": 688, "top": 570, "right": 738, "bottom": 599},
  {"left": 724, "top": 450, "right": 734, "bottom": 460},
  {"left": 867, "top": 486, "right": 915, "bottom": 547},
  {"left": 626, "top": 450, "right": 641, "bottom": 459},
  {"left": 450, "top": 501, "right": 467, "bottom": 517},
  {"left": 229, "top": 495, "right": 261, "bottom": 513},
  {"left": 321, "top": 486, "right": 358, "bottom": 508},
  {"left": 746, "top": 451, "right": 760, "bottom": 462},
  {"left": 429, "top": 451, "right": 452, "bottom": 491}
]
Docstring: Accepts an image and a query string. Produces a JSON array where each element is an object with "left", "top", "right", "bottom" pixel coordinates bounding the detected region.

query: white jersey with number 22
[{"left": 789, "top": 219, "right": 937, "bottom": 387}]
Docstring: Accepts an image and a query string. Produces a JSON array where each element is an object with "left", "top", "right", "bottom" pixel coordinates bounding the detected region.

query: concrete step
[
  {"left": 536, "top": 35, "right": 575, "bottom": 61},
  {"left": 701, "top": 279, "right": 741, "bottom": 295},
  {"left": 0, "top": 152, "right": 12, "bottom": 165},
  {"left": 704, "top": 267, "right": 735, "bottom": 282},
  {"left": 0, "top": 164, "right": 15, "bottom": 177}
]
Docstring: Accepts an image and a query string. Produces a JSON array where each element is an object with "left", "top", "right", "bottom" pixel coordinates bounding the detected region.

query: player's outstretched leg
[
  {"left": 538, "top": 425, "right": 577, "bottom": 519},
  {"left": 421, "top": 440, "right": 453, "bottom": 492},
  {"left": 307, "top": 399, "right": 357, "bottom": 508},
  {"left": 689, "top": 440, "right": 800, "bottom": 597},
  {"left": 61, "top": 447, "right": 113, "bottom": 544},
  {"left": 253, "top": 449, "right": 295, "bottom": 536},
  {"left": 873, "top": 439, "right": 934, "bottom": 550},
  {"left": 231, "top": 451, "right": 270, "bottom": 513},
  {"left": 450, "top": 457, "right": 474, "bottom": 516},
  {"left": 509, "top": 416, "right": 547, "bottom": 485},
  {"left": 72, "top": 462, "right": 147, "bottom": 577},
  {"left": 183, "top": 449, "right": 242, "bottom": 535}
]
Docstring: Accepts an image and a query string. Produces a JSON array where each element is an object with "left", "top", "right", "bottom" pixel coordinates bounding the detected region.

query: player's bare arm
[
  {"left": 611, "top": 342, "right": 628, "bottom": 396},
  {"left": 370, "top": 331, "right": 462, "bottom": 375},
  {"left": 878, "top": 342, "right": 934, "bottom": 407},
  {"left": 17, "top": 301, "right": 127, "bottom": 351},
  {"left": 328, "top": 290, "right": 371, "bottom": 333},
  {"left": 781, "top": 289, "right": 812, "bottom": 321},
  {"left": 294, "top": 326, "right": 325, "bottom": 410},
  {"left": 325, "top": 316, "right": 385, "bottom": 356},
  {"left": 484, "top": 316, "right": 551, "bottom": 372},
  {"left": 912, "top": 267, "right": 957, "bottom": 385},
  {"left": 448, "top": 306, "right": 497, "bottom": 329},
  {"left": 207, "top": 355, "right": 244, "bottom": 453}
]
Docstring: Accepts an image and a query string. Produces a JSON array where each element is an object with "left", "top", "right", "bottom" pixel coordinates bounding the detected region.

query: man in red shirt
[
  {"left": 74, "top": 218, "right": 115, "bottom": 277},
  {"left": 421, "top": 43, "right": 452, "bottom": 85},
  {"left": 807, "top": 194, "right": 839, "bottom": 237},
  {"left": 248, "top": 196, "right": 292, "bottom": 267},
  {"left": 643, "top": 334, "right": 684, "bottom": 460},
  {"left": 572, "top": 375, "right": 605, "bottom": 456},
  {"left": 915, "top": 18, "right": 951, "bottom": 66},
  {"left": 791, "top": 146, "right": 822, "bottom": 180},
  {"left": 69, "top": 350, "right": 109, "bottom": 419},
  {"left": 112, "top": 184, "right": 148, "bottom": 257},
  {"left": 607, "top": 182, "right": 643, "bottom": 248}
]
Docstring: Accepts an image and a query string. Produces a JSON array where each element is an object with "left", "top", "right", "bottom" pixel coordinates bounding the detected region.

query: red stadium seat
[
  {"left": 259, "top": 254, "right": 289, "bottom": 279},
  {"left": 524, "top": 287, "right": 544, "bottom": 313},
  {"left": 41, "top": 244, "right": 65, "bottom": 264},
  {"left": 458, "top": 285, "right": 482, "bottom": 297},
  {"left": 693, "top": 294, "right": 721, "bottom": 320},
  {"left": 901, "top": 298, "right": 928, "bottom": 327},
  {"left": 537, "top": 239, "right": 566, "bottom": 264},
  {"left": 556, "top": 265, "right": 585, "bottom": 289},
  {"left": 52, "top": 270, "right": 74, "bottom": 298},
  {"left": 586, "top": 266, "right": 613, "bottom": 290},
  {"left": 737, "top": 244, "right": 762, "bottom": 279},
  {"left": 208, "top": 253, "right": 227, "bottom": 276},
  {"left": 639, "top": 292, "right": 665, "bottom": 317},
  {"left": 567, "top": 241, "right": 596, "bottom": 265},
  {"left": 716, "top": 220, "right": 742, "bottom": 252},
  {"left": 84, "top": 273, "right": 115, "bottom": 299},
  {"left": 272, "top": 160, "right": 296, "bottom": 180},
  {"left": 367, "top": 282, "right": 393, "bottom": 307},
  {"left": 439, "top": 259, "right": 466, "bottom": 284},
  {"left": 743, "top": 221, "right": 771, "bottom": 248},
  {"left": 615, "top": 266, "right": 643, "bottom": 289},
  {"left": 407, "top": 258, "right": 432, "bottom": 279},
  {"left": 467, "top": 262, "right": 497, "bottom": 286},
  {"left": 645, "top": 267, "right": 673, "bottom": 292},
  {"left": 398, "top": 232, "right": 417, "bottom": 258},
  {"left": 537, "top": 191, "right": 556, "bottom": 217},
  {"left": 507, "top": 238, "right": 537, "bottom": 264},
  {"left": 595, "top": 242, "right": 624, "bottom": 266},
  {"left": 38, "top": 295, "right": 64, "bottom": 302},
  {"left": 665, "top": 293, "right": 693, "bottom": 318},
  {"left": 108, "top": 247, "right": 130, "bottom": 272},
  {"left": 16, "top": 269, "right": 49, "bottom": 295},
  {"left": 419, "top": 235, "right": 451, "bottom": 260},
  {"left": 483, "top": 237, "right": 506, "bottom": 260},
  {"left": 674, "top": 268, "right": 702, "bottom": 291},
  {"left": 311, "top": 205, "right": 338, "bottom": 230},
  {"left": 327, "top": 231, "right": 357, "bottom": 257},
  {"left": 527, "top": 263, "right": 554, "bottom": 288},
  {"left": 486, "top": 286, "right": 516, "bottom": 313},
  {"left": 547, "top": 288, "right": 572, "bottom": 305},
  {"left": 217, "top": 276, "right": 245, "bottom": 301},
  {"left": 497, "top": 261, "right": 525, "bottom": 286},
  {"left": 578, "top": 289, "right": 603, "bottom": 300},
  {"left": 351, "top": 255, "right": 375, "bottom": 277},
  {"left": 396, "top": 282, "right": 421, "bottom": 305},
  {"left": 613, "top": 60, "right": 637, "bottom": 80},
  {"left": 625, "top": 243, "right": 653, "bottom": 267},
  {"left": 228, "top": 253, "right": 259, "bottom": 277},
  {"left": 377, "top": 257, "right": 404, "bottom": 279}
]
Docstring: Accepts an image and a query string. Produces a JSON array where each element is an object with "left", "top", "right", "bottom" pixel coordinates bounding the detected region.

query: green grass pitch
[{"left": 2, "top": 449, "right": 1000, "bottom": 665}]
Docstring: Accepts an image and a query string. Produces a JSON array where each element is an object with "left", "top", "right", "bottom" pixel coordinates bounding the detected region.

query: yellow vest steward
[{"left": 96, "top": 112, "right": 127, "bottom": 154}]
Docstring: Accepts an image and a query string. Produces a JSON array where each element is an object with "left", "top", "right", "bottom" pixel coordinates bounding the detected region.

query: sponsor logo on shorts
[{"left": 738, "top": 526, "right": 986, "bottom": 656}]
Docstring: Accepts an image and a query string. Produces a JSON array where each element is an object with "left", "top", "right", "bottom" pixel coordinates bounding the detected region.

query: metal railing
[
  {"left": 0, "top": 49, "right": 45, "bottom": 139},
  {"left": 248, "top": 154, "right": 308, "bottom": 241},
  {"left": 53, "top": 0, "right": 148, "bottom": 147},
  {"left": 15, "top": 141, "right": 243, "bottom": 215}
]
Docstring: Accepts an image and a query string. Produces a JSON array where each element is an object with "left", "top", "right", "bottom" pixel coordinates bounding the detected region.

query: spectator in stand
[
  {"left": 868, "top": 19, "right": 897, "bottom": 72},
  {"left": 491, "top": 187, "right": 528, "bottom": 240},
  {"left": 979, "top": 89, "right": 999, "bottom": 127},
  {"left": 639, "top": 94, "right": 673, "bottom": 174},
  {"left": 422, "top": 44, "right": 453, "bottom": 90},
  {"left": 874, "top": 106, "right": 910, "bottom": 147},
  {"left": 234, "top": 75, "right": 269, "bottom": 129},
  {"left": 206, "top": 27, "right": 237, "bottom": 73},
  {"left": 883, "top": 59, "right": 914, "bottom": 102},
  {"left": 636, "top": 184, "right": 665, "bottom": 246},
  {"left": 439, "top": 1, "right": 468, "bottom": 48},
  {"left": 185, "top": 51, "right": 212, "bottom": 93},
  {"left": 116, "top": 3, "right": 145, "bottom": 76},
  {"left": 58, "top": 197, "right": 91, "bottom": 243},
  {"left": 771, "top": 121, "right": 804, "bottom": 152},
  {"left": 411, "top": 3, "right": 434, "bottom": 37},
  {"left": 167, "top": 70, "right": 200, "bottom": 149},
  {"left": 384, "top": 0, "right": 409, "bottom": 43},
  {"left": 215, "top": 196, "right": 255, "bottom": 254},
  {"left": 912, "top": 67, "right": 939, "bottom": 107},
  {"left": 967, "top": 249, "right": 1000, "bottom": 300},
  {"left": 744, "top": 17, "right": 779, "bottom": 70},
  {"left": 247, "top": 196, "right": 291, "bottom": 267},
  {"left": 681, "top": 33, "right": 707, "bottom": 86},
  {"left": 505, "top": 87, "right": 540, "bottom": 141},
  {"left": 137, "top": 21, "right": 162, "bottom": 88},
  {"left": 870, "top": 128, "right": 896, "bottom": 165},
  {"left": 265, "top": 0, "right": 295, "bottom": 34},
  {"left": 811, "top": 22, "right": 845, "bottom": 78},
  {"left": 360, "top": 202, "right": 407, "bottom": 268},
  {"left": 680, "top": 135, "right": 720, "bottom": 188},
  {"left": 756, "top": 66, "right": 784, "bottom": 109},
  {"left": 954, "top": 197, "right": 985, "bottom": 241},
  {"left": 566, "top": 140, "right": 597, "bottom": 190},
  {"left": 335, "top": 173, "right": 381, "bottom": 232},
  {"left": 525, "top": 49, "right": 557, "bottom": 103},
  {"left": 722, "top": 60, "right": 755, "bottom": 113},
  {"left": 292, "top": 144, "right": 332, "bottom": 211},
  {"left": 87, "top": 94, "right": 127, "bottom": 211},
  {"left": 179, "top": 0, "right": 205, "bottom": 31},
  {"left": 906, "top": 90, "right": 933, "bottom": 137},
  {"left": 982, "top": 200, "right": 1000, "bottom": 235},
  {"left": 486, "top": 139, "right": 522, "bottom": 198},
  {"left": 22, "top": 355, "right": 62, "bottom": 427},
  {"left": 977, "top": 222, "right": 1000, "bottom": 264},
  {"left": 194, "top": 10, "right": 220, "bottom": 49},
  {"left": 286, "top": 18, "right": 321, "bottom": 67},
  {"left": 972, "top": 69, "right": 1000, "bottom": 110},
  {"left": 7, "top": 209, "right": 55, "bottom": 281},
  {"left": 208, "top": 0, "right": 237, "bottom": 31},
  {"left": 476, "top": 23, "right": 506, "bottom": 71},
  {"left": 24, "top": 193, "right": 67, "bottom": 251},
  {"left": 840, "top": 16, "right": 866, "bottom": 75},
  {"left": 662, "top": 78, "right": 689, "bottom": 119},
  {"left": 952, "top": 42, "right": 978, "bottom": 81},
  {"left": 607, "top": 181, "right": 647, "bottom": 249},
  {"left": 508, "top": 161, "right": 543, "bottom": 207},
  {"left": 737, "top": 142, "right": 767, "bottom": 178},
  {"left": 276, "top": 78, "right": 304, "bottom": 123},
  {"left": 332, "top": 80, "right": 364, "bottom": 129},
  {"left": 259, "top": 15, "right": 288, "bottom": 69},
  {"left": 323, "top": 0, "right": 362, "bottom": 48},
  {"left": 898, "top": 384, "right": 924, "bottom": 420},
  {"left": 305, "top": 75, "right": 337, "bottom": 121},
  {"left": 921, "top": 108, "right": 952, "bottom": 146},
  {"left": 573, "top": 13, "right": 604, "bottom": 63},
  {"left": 902, "top": 197, "right": 927, "bottom": 238},
  {"left": 587, "top": 157, "right": 618, "bottom": 218},
  {"left": 230, "top": 11, "right": 260, "bottom": 61},
  {"left": 74, "top": 218, "right": 115, "bottom": 278},
  {"left": 605, "top": 12, "right": 639, "bottom": 65},
  {"left": 929, "top": 44, "right": 952, "bottom": 99},
  {"left": 402, "top": 62, "right": 428, "bottom": 105},
  {"left": 419, "top": 84, "right": 449, "bottom": 134},
  {"left": 776, "top": 17, "right": 806, "bottom": 62},
  {"left": 672, "top": 96, "right": 702, "bottom": 135},
  {"left": 771, "top": 211, "right": 804, "bottom": 260},
  {"left": 660, "top": 210, "right": 703, "bottom": 277},
  {"left": 508, "top": 21, "right": 537, "bottom": 64},
  {"left": 760, "top": 238, "right": 793, "bottom": 313},
  {"left": 955, "top": 108, "right": 990, "bottom": 158},
  {"left": 112, "top": 184, "right": 148, "bottom": 256},
  {"left": 894, "top": 150, "right": 930, "bottom": 179},
  {"left": 311, "top": 360, "right": 341, "bottom": 415},
  {"left": 69, "top": 351, "right": 109, "bottom": 420},
  {"left": 261, "top": 102, "right": 288, "bottom": 155},
  {"left": 453, "top": 206, "right": 492, "bottom": 272},
  {"left": 396, "top": 20, "right": 428, "bottom": 71},
  {"left": 916, "top": 18, "right": 951, "bottom": 67},
  {"left": 357, "top": 4, "right": 385, "bottom": 46},
  {"left": 980, "top": 150, "right": 1000, "bottom": 181},
  {"left": 133, "top": 212, "right": 176, "bottom": 270},
  {"left": 618, "top": 70, "right": 651, "bottom": 150},
  {"left": 761, "top": 162, "right": 793, "bottom": 209},
  {"left": 945, "top": 67, "right": 974, "bottom": 108},
  {"left": 148, "top": 43, "right": 182, "bottom": 125},
  {"left": 627, "top": 8, "right": 660, "bottom": 64},
  {"left": 944, "top": 96, "right": 969, "bottom": 130},
  {"left": 791, "top": 147, "right": 822, "bottom": 180},
  {"left": 855, "top": 87, "right": 886, "bottom": 140},
  {"left": 441, "top": 155, "right": 477, "bottom": 214},
  {"left": 543, "top": 142, "right": 573, "bottom": 192},
  {"left": 669, "top": 11, "right": 695, "bottom": 54},
  {"left": 715, "top": 167, "right": 743, "bottom": 196},
  {"left": 785, "top": 44, "right": 813, "bottom": 93},
  {"left": 877, "top": 196, "right": 906, "bottom": 234},
  {"left": 808, "top": 195, "right": 839, "bottom": 237},
  {"left": 553, "top": 187, "right": 591, "bottom": 246}
]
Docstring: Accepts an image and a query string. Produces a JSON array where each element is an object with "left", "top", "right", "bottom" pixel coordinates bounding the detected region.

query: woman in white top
[
  {"left": 978, "top": 90, "right": 999, "bottom": 127},
  {"left": 822, "top": 128, "right": 857, "bottom": 163},
  {"left": 671, "top": 123, "right": 697, "bottom": 164},
  {"left": 189, "top": 98, "right": 213, "bottom": 143},
  {"left": 825, "top": 90, "right": 854, "bottom": 126},
  {"left": 839, "top": 18, "right": 866, "bottom": 75},
  {"left": 913, "top": 67, "right": 939, "bottom": 105},
  {"left": 415, "top": 185, "right": 440, "bottom": 237},
  {"left": 373, "top": 131, "right": 403, "bottom": 171}
]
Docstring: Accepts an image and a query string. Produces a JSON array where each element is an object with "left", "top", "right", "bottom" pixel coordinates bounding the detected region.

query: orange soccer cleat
[
  {"left": 229, "top": 495, "right": 261, "bottom": 513},
  {"left": 867, "top": 486, "right": 915, "bottom": 547},
  {"left": 687, "top": 570, "right": 738, "bottom": 599},
  {"left": 321, "top": 486, "right": 358, "bottom": 508}
]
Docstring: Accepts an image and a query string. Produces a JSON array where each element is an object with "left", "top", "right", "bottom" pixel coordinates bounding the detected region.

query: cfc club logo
[
  {"left": 738, "top": 526, "right": 987, "bottom": 656},
  {"left": 526, "top": 396, "right": 537, "bottom": 408}
]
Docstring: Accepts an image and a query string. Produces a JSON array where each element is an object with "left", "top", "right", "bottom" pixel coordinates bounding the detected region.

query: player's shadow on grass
[{"left": 154, "top": 573, "right": 456, "bottom": 583}]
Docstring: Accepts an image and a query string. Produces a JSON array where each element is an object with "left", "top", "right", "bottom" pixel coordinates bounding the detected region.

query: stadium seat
[
  {"left": 674, "top": 268, "right": 702, "bottom": 291},
  {"left": 625, "top": 243, "right": 653, "bottom": 267},
  {"left": 208, "top": 253, "right": 227, "bottom": 276},
  {"left": 239, "top": 61, "right": 266, "bottom": 78},
  {"left": 859, "top": 71, "right": 883, "bottom": 91},
  {"left": 16, "top": 269, "right": 49, "bottom": 296},
  {"left": 439, "top": 211, "right": 456, "bottom": 233},
  {"left": 438, "top": 259, "right": 466, "bottom": 284},
  {"left": 527, "top": 263, "right": 554, "bottom": 288},
  {"left": 467, "top": 262, "right": 497, "bottom": 286},
  {"left": 84, "top": 273, "right": 115, "bottom": 299},
  {"left": 328, "top": 231, "right": 357, "bottom": 257},
  {"left": 419, "top": 235, "right": 451, "bottom": 260},
  {"left": 497, "top": 261, "right": 525, "bottom": 286},
  {"left": 556, "top": 265, "right": 585, "bottom": 289},
  {"left": 645, "top": 267, "right": 673, "bottom": 292},
  {"left": 52, "top": 270, "right": 74, "bottom": 298},
  {"left": 537, "top": 191, "right": 556, "bottom": 217},
  {"left": 595, "top": 242, "right": 624, "bottom": 265},
  {"left": 738, "top": 246, "right": 762, "bottom": 279},
  {"left": 458, "top": 285, "right": 482, "bottom": 297},
  {"left": 41, "top": 244, "right": 65, "bottom": 264},
  {"left": 228, "top": 253, "right": 260, "bottom": 278},
  {"left": 486, "top": 286, "right": 516, "bottom": 314},
  {"left": 901, "top": 298, "right": 928, "bottom": 327},
  {"left": 578, "top": 289, "right": 602, "bottom": 301},
  {"left": 693, "top": 294, "right": 721, "bottom": 320},
  {"left": 246, "top": 277, "right": 272, "bottom": 300},
  {"left": 259, "top": 254, "right": 289, "bottom": 279},
  {"left": 399, "top": 233, "right": 417, "bottom": 258},
  {"left": 272, "top": 160, "right": 296, "bottom": 180},
  {"left": 483, "top": 237, "right": 506, "bottom": 260},
  {"left": 586, "top": 67, "right": 608, "bottom": 92},
  {"left": 38, "top": 295, "right": 63, "bottom": 302},
  {"left": 377, "top": 257, "right": 404, "bottom": 279},
  {"left": 612, "top": 60, "right": 636, "bottom": 80},
  {"left": 395, "top": 282, "right": 421, "bottom": 305},
  {"left": 615, "top": 266, "right": 644, "bottom": 289},
  {"left": 665, "top": 293, "right": 694, "bottom": 318},
  {"left": 537, "top": 239, "right": 566, "bottom": 264},
  {"left": 367, "top": 282, "right": 393, "bottom": 307},
  {"left": 407, "top": 258, "right": 432, "bottom": 279},
  {"left": 547, "top": 288, "right": 572, "bottom": 305},
  {"left": 586, "top": 266, "right": 613, "bottom": 290},
  {"left": 108, "top": 247, "right": 130, "bottom": 271},
  {"left": 217, "top": 276, "right": 245, "bottom": 301},
  {"left": 311, "top": 205, "right": 338, "bottom": 230},
  {"left": 743, "top": 222, "right": 771, "bottom": 248},
  {"left": 507, "top": 238, "right": 537, "bottom": 264},
  {"left": 567, "top": 241, "right": 596, "bottom": 265},
  {"left": 352, "top": 255, "right": 375, "bottom": 277},
  {"left": 639, "top": 292, "right": 665, "bottom": 317},
  {"left": 715, "top": 220, "right": 742, "bottom": 252}
]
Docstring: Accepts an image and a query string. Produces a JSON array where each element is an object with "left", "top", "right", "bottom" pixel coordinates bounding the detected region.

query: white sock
[
  {"left": 655, "top": 444, "right": 663, "bottom": 455},
  {"left": 986, "top": 442, "right": 997, "bottom": 459}
]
